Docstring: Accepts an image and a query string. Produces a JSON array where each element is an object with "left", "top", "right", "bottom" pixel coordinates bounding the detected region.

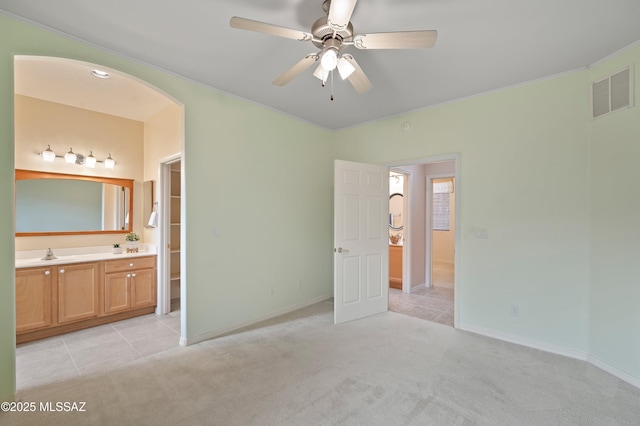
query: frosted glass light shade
[
  {"left": 104, "top": 153, "right": 115, "bottom": 169},
  {"left": 42, "top": 145, "right": 56, "bottom": 162},
  {"left": 85, "top": 151, "right": 97, "bottom": 168},
  {"left": 337, "top": 57, "right": 355, "bottom": 80},
  {"left": 64, "top": 148, "right": 77, "bottom": 164},
  {"left": 320, "top": 49, "right": 338, "bottom": 71},
  {"left": 313, "top": 64, "right": 330, "bottom": 83}
]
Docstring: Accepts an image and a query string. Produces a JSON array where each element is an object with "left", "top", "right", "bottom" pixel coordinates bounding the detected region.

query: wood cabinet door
[
  {"left": 389, "top": 245, "right": 403, "bottom": 289},
  {"left": 131, "top": 269, "right": 156, "bottom": 308},
  {"left": 16, "top": 267, "right": 53, "bottom": 333},
  {"left": 104, "top": 272, "right": 131, "bottom": 314},
  {"left": 58, "top": 262, "right": 100, "bottom": 324}
]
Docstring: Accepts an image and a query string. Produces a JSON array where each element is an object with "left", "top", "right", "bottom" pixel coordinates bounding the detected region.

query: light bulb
[
  {"left": 104, "top": 153, "right": 115, "bottom": 169},
  {"left": 85, "top": 151, "right": 97, "bottom": 168},
  {"left": 91, "top": 69, "right": 110, "bottom": 79},
  {"left": 337, "top": 57, "right": 355, "bottom": 80},
  {"left": 320, "top": 49, "right": 338, "bottom": 71},
  {"left": 42, "top": 145, "right": 55, "bottom": 162},
  {"left": 64, "top": 147, "right": 77, "bottom": 164}
]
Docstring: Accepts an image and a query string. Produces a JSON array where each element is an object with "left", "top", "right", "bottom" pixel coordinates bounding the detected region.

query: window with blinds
[{"left": 433, "top": 180, "right": 453, "bottom": 231}]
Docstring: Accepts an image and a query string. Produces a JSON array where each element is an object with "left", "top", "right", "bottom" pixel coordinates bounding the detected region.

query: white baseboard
[
  {"left": 183, "top": 294, "right": 332, "bottom": 346},
  {"left": 587, "top": 355, "right": 640, "bottom": 389},
  {"left": 459, "top": 323, "right": 640, "bottom": 389},
  {"left": 459, "top": 323, "right": 588, "bottom": 360},
  {"left": 410, "top": 282, "right": 425, "bottom": 292}
]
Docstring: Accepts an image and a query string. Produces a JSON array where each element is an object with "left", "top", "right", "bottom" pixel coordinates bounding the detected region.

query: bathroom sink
[
  {"left": 15, "top": 258, "right": 46, "bottom": 266},
  {"left": 16, "top": 255, "right": 79, "bottom": 267}
]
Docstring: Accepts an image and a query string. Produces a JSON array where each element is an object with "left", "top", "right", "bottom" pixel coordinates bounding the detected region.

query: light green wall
[
  {"left": 335, "top": 71, "right": 592, "bottom": 352},
  {"left": 0, "top": 14, "right": 334, "bottom": 398},
  {"left": 588, "top": 46, "right": 640, "bottom": 378},
  {"left": 2, "top": 12, "right": 639, "bottom": 399},
  {"left": 182, "top": 97, "right": 334, "bottom": 338},
  {"left": 0, "top": 17, "right": 16, "bottom": 401}
]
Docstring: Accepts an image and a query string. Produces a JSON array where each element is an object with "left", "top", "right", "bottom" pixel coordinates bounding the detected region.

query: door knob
[{"left": 334, "top": 247, "right": 349, "bottom": 253}]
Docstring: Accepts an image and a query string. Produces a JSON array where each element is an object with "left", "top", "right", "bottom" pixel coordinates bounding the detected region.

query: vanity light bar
[{"left": 39, "top": 145, "right": 115, "bottom": 169}]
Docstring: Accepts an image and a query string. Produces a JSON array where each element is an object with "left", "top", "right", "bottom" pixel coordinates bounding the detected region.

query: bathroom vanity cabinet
[
  {"left": 16, "top": 255, "right": 156, "bottom": 343},
  {"left": 15, "top": 266, "right": 53, "bottom": 333},
  {"left": 389, "top": 245, "right": 403, "bottom": 289},
  {"left": 104, "top": 256, "right": 156, "bottom": 314},
  {"left": 57, "top": 262, "right": 101, "bottom": 324}
]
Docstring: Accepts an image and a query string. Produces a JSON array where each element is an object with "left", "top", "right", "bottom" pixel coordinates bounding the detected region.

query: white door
[{"left": 334, "top": 160, "right": 389, "bottom": 324}]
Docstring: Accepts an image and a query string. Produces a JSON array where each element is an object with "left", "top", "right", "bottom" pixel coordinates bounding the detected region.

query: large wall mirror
[
  {"left": 389, "top": 193, "right": 403, "bottom": 231},
  {"left": 15, "top": 169, "right": 133, "bottom": 237}
]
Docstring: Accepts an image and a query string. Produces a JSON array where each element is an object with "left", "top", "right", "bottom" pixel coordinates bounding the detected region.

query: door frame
[
  {"left": 388, "top": 153, "right": 460, "bottom": 328},
  {"left": 157, "top": 154, "right": 181, "bottom": 318}
]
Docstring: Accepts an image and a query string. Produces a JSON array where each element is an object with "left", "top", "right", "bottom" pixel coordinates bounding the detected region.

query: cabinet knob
[
  {"left": 44, "top": 270, "right": 50, "bottom": 276},
  {"left": 59, "top": 269, "right": 65, "bottom": 274},
  {"left": 129, "top": 263, "right": 134, "bottom": 267},
  {"left": 127, "top": 274, "right": 131, "bottom": 278},
  {"left": 132, "top": 273, "right": 136, "bottom": 277}
]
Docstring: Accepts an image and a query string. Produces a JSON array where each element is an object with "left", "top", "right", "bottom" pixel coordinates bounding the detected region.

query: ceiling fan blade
[
  {"left": 230, "top": 17, "right": 313, "bottom": 42},
  {"left": 342, "top": 54, "right": 372, "bottom": 94},
  {"left": 353, "top": 30, "right": 437, "bottom": 49},
  {"left": 273, "top": 54, "right": 319, "bottom": 86},
  {"left": 328, "top": 0, "right": 358, "bottom": 31}
]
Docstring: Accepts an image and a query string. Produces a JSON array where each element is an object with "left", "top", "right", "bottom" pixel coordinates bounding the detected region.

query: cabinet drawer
[{"left": 105, "top": 256, "right": 156, "bottom": 273}]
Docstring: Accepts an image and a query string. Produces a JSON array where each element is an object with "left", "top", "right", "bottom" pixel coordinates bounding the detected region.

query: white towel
[{"left": 147, "top": 211, "right": 158, "bottom": 227}]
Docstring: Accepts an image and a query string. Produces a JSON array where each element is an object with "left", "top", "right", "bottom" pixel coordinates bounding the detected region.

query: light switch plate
[{"left": 475, "top": 228, "right": 489, "bottom": 239}]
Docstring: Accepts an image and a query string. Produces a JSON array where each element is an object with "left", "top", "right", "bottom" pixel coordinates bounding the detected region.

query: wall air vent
[{"left": 592, "top": 66, "right": 633, "bottom": 118}]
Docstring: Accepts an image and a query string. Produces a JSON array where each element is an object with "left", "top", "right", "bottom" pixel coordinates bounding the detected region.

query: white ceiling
[{"left": 3, "top": 0, "right": 640, "bottom": 129}]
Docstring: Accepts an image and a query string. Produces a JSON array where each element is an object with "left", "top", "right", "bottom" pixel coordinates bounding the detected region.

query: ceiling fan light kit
[{"left": 230, "top": 0, "right": 437, "bottom": 98}]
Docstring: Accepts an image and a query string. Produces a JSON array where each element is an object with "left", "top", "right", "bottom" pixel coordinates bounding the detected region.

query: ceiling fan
[{"left": 230, "top": 0, "right": 437, "bottom": 97}]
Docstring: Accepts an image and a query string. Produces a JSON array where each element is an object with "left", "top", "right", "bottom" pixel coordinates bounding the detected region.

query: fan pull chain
[{"left": 330, "top": 69, "right": 334, "bottom": 101}]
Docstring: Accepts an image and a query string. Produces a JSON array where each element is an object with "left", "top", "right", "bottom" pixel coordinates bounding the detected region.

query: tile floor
[
  {"left": 16, "top": 310, "right": 181, "bottom": 390},
  {"left": 388, "top": 261, "right": 454, "bottom": 326}
]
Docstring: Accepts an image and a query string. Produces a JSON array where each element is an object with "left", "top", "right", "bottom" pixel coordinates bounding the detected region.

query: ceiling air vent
[{"left": 592, "top": 67, "right": 633, "bottom": 118}]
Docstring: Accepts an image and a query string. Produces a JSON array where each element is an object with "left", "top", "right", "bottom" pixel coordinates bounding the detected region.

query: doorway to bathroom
[
  {"left": 387, "top": 155, "right": 459, "bottom": 328},
  {"left": 13, "top": 55, "right": 186, "bottom": 390},
  {"left": 388, "top": 170, "right": 409, "bottom": 291}
]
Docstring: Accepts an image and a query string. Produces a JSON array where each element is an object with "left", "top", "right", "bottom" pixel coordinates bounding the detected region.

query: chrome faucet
[{"left": 41, "top": 248, "right": 57, "bottom": 261}]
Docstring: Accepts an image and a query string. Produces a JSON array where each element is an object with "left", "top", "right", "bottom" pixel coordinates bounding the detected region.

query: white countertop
[{"left": 16, "top": 245, "right": 157, "bottom": 269}]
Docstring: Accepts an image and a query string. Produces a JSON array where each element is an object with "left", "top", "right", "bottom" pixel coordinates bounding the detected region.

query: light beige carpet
[{"left": 3, "top": 300, "right": 640, "bottom": 425}]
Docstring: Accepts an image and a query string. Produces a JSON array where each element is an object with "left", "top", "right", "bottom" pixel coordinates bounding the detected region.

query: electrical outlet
[
  {"left": 510, "top": 304, "right": 520, "bottom": 318},
  {"left": 213, "top": 227, "right": 221, "bottom": 238},
  {"left": 297, "top": 280, "right": 302, "bottom": 290}
]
